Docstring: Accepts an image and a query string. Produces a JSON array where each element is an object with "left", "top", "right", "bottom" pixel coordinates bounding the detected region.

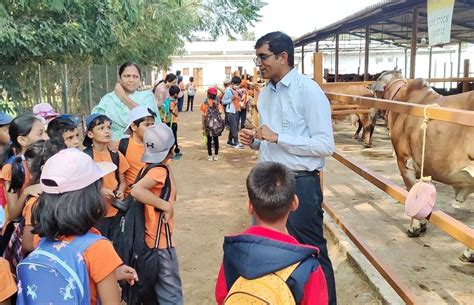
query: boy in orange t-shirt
[
  {"left": 120, "top": 106, "right": 156, "bottom": 197},
  {"left": 131, "top": 123, "right": 183, "bottom": 304},
  {"left": 83, "top": 114, "right": 130, "bottom": 240}
]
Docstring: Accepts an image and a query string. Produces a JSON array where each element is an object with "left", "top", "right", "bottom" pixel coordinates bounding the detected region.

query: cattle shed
[{"left": 294, "top": 0, "right": 474, "bottom": 83}]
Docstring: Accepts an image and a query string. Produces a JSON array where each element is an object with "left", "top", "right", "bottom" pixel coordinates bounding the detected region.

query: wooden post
[
  {"left": 88, "top": 65, "right": 92, "bottom": 112},
  {"left": 253, "top": 67, "right": 259, "bottom": 82},
  {"left": 301, "top": 45, "right": 305, "bottom": 74},
  {"left": 38, "top": 63, "right": 42, "bottom": 103},
  {"left": 428, "top": 47, "right": 433, "bottom": 80},
  {"left": 335, "top": 34, "right": 340, "bottom": 82},
  {"left": 364, "top": 26, "right": 370, "bottom": 81},
  {"left": 313, "top": 52, "right": 323, "bottom": 86},
  {"left": 463, "top": 59, "right": 470, "bottom": 92},
  {"left": 410, "top": 7, "right": 419, "bottom": 79},
  {"left": 63, "top": 64, "right": 69, "bottom": 114}
]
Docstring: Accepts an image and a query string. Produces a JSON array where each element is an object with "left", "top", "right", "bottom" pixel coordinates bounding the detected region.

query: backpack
[
  {"left": 118, "top": 138, "right": 130, "bottom": 157},
  {"left": 205, "top": 101, "right": 225, "bottom": 137},
  {"left": 113, "top": 164, "right": 171, "bottom": 305},
  {"left": 83, "top": 146, "right": 120, "bottom": 185},
  {"left": 187, "top": 84, "right": 195, "bottom": 96},
  {"left": 16, "top": 232, "right": 104, "bottom": 305},
  {"left": 0, "top": 216, "right": 26, "bottom": 274},
  {"left": 224, "top": 262, "right": 300, "bottom": 305}
]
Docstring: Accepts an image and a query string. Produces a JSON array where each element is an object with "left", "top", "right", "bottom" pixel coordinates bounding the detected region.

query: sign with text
[{"left": 427, "top": 0, "right": 455, "bottom": 46}]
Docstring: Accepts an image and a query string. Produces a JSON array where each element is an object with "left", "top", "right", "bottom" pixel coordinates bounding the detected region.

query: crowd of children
[{"left": 0, "top": 70, "right": 328, "bottom": 305}]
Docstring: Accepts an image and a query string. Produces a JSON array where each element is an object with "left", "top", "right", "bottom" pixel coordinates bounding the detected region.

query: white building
[{"left": 170, "top": 39, "right": 257, "bottom": 89}]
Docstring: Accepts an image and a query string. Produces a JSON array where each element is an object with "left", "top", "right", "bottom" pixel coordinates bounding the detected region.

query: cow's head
[{"left": 371, "top": 69, "right": 404, "bottom": 97}]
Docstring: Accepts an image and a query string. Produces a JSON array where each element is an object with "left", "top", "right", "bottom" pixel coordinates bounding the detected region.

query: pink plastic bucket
[{"left": 405, "top": 181, "right": 436, "bottom": 220}]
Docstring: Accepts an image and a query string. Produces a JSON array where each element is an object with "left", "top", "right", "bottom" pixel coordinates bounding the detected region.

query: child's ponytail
[
  {"left": 9, "top": 156, "right": 25, "bottom": 193},
  {"left": 25, "top": 139, "right": 66, "bottom": 185}
]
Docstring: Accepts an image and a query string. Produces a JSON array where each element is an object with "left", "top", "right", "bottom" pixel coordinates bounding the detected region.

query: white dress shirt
[{"left": 251, "top": 68, "right": 334, "bottom": 171}]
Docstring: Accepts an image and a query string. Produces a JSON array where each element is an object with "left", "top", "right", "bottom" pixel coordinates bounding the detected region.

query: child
[
  {"left": 201, "top": 87, "right": 225, "bottom": 161},
  {"left": 17, "top": 148, "right": 136, "bottom": 305},
  {"left": 161, "top": 85, "right": 181, "bottom": 160},
  {"left": 131, "top": 123, "right": 183, "bottom": 305},
  {"left": 22, "top": 139, "right": 66, "bottom": 253},
  {"left": 46, "top": 115, "right": 80, "bottom": 148},
  {"left": 215, "top": 162, "right": 328, "bottom": 305},
  {"left": 185, "top": 76, "right": 195, "bottom": 111},
  {"left": 1, "top": 115, "right": 48, "bottom": 221},
  {"left": 32, "top": 102, "right": 59, "bottom": 126},
  {"left": 0, "top": 257, "right": 16, "bottom": 305},
  {"left": 83, "top": 114, "right": 130, "bottom": 239},
  {"left": 120, "top": 106, "right": 156, "bottom": 196},
  {"left": 0, "top": 113, "right": 13, "bottom": 211},
  {"left": 222, "top": 76, "right": 244, "bottom": 149}
]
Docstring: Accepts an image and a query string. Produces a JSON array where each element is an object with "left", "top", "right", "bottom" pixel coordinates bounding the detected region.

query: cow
[
  {"left": 372, "top": 70, "right": 474, "bottom": 262},
  {"left": 323, "top": 84, "right": 377, "bottom": 148}
]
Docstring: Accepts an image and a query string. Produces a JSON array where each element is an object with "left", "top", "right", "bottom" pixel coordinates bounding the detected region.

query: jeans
[
  {"left": 171, "top": 123, "right": 180, "bottom": 154},
  {"left": 287, "top": 173, "right": 337, "bottom": 305},
  {"left": 239, "top": 108, "right": 247, "bottom": 129},
  {"left": 143, "top": 248, "right": 183, "bottom": 305},
  {"left": 186, "top": 95, "right": 194, "bottom": 111},
  {"left": 177, "top": 97, "right": 184, "bottom": 112},
  {"left": 207, "top": 136, "right": 219, "bottom": 155},
  {"left": 226, "top": 112, "right": 239, "bottom": 145}
]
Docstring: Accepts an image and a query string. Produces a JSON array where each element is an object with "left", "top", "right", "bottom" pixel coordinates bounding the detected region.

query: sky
[{"left": 250, "top": 0, "right": 382, "bottom": 39}]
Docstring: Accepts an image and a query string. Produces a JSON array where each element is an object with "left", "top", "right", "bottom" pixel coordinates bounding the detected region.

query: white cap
[{"left": 124, "top": 106, "right": 156, "bottom": 135}]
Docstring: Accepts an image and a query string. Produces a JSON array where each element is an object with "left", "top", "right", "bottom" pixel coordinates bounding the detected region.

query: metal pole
[
  {"left": 88, "top": 65, "right": 92, "bottom": 112},
  {"left": 63, "top": 64, "right": 69, "bottom": 114},
  {"left": 105, "top": 65, "right": 109, "bottom": 92},
  {"left": 409, "top": 7, "right": 419, "bottom": 79},
  {"left": 457, "top": 42, "right": 462, "bottom": 77},
  {"left": 443, "top": 62, "right": 446, "bottom": 89},
  {"left": 38, "top": 63, "right": 42, "bottom": 103},
  {"left": 315, "top": 41, "right": 319, "bottom": 53},
  {"left": 335, "top": 34, "right": 339, "bottom": 82},
  {"left": 301, "top": 45, "right": 305, "bottom": 74},
  {"left": 428, "top": 47, "right": 433, "bottom": 80},
  {"left": 404, "top": 49, "right": 408, "bottom": 78},
  {"left": 364, "top": 26, "right": 370, "bottom": 81}
]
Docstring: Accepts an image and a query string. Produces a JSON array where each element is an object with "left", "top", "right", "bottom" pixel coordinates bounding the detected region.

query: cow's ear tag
[{"left": 405, "top": 181, "right": 436, "bottom": 220}]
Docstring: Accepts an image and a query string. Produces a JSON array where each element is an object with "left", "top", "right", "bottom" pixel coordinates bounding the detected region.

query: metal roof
[{"left": 294, "top": 0, "right": 474, "bottom": 48}]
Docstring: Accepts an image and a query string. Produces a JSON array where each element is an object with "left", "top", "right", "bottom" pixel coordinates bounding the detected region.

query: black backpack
[
  {"left": 118, "top": 138, "right": 130, "bottom": 157},
  {"left": 83, "top": 146, "right": 120, "bottom": 184},
  {"left": 115, "top": 163, "right": 171, "bottom": 305},
  {"left": 205, "top": 102, "right": 225, "bottom": 137}
]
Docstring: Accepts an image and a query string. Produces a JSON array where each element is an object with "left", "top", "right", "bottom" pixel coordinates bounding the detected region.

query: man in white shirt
[{"left": 240, "top": 31, "right": 336, "bottom": 304}]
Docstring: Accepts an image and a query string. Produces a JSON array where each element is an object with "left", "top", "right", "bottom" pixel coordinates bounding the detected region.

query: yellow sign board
[{"left": 427, "top": 0, "right": 455, "bottom": 46}]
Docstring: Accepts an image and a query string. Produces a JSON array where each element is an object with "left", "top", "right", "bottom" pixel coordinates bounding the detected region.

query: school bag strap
[
  {"left": 286, "top": 256, "right": 321, "bottom": 304},
  {"left": 83, "top": 146, "right": 120, "bottom": 188},
  {"left": 119, "top": 137, "right": 130, "bottom": 156},
  {"left": 135, "top": 164, "right": 172, "bottom": 248}
]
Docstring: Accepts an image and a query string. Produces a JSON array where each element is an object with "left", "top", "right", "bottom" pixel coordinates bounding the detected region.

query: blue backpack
[{"left": 16, "top": 232, "right": 104, "bottom": 305}]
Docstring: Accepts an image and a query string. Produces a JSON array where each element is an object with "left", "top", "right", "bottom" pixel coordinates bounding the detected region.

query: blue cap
[
  {"left": 0, "top": 113, "right": 13, "bottom": 126},
  {"left": 85, "top": 113, "right": 106, "bottom": 131}
]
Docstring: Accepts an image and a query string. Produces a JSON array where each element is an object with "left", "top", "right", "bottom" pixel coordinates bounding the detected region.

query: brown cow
[
  {"left": 373, "top": 70, "right": 474, "bottom": 262},
  {"left": 323, "top": 84, "right": 377, "bottom": 148}
]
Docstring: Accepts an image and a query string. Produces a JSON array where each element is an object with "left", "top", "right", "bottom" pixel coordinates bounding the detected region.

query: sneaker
[
  {"left": 234, "top": 143, "right": 245, "bottom": 149},
  {"left": 207, "top": 156, "right": 213, "bottom": 162},
  {"left": 173, "top": 154, "right": 180, "bottom": 160},
  {"left": 226, "top": 142, "right": 234, "bottom": 147},
  {"left": 213, "top": 155, "right": 219, "bottom": 161}
]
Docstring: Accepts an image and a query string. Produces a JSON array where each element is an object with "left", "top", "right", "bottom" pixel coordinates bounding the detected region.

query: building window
[
  {"left": 376, "top": 57, "right": 383, "bottom": 64},
  {"left": 183, "top": 68, "right": 189, "bottom": 76}
]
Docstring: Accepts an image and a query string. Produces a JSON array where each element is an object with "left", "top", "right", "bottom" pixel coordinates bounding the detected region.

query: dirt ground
[{"left": 169, "top": 94, "right": 383, "bottom": 305}]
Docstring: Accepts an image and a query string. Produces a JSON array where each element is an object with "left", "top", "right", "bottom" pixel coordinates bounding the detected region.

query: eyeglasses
[{"left": 253, "top": 53, "right": 275, "bottom": 65}]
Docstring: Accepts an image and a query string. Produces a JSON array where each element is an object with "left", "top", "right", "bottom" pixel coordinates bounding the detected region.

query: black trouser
[
  {"left": 186, "top": 95, "right": 194, "bottom": 111},
  {"left": 239, "top": 108, "right": 247, "bottom": 129},
  {"left": 287, "top": 172, "right": 337, "bottom": 305},
  {"left": 171, "top": 123, "right": 180, "bottom": 154},
  {"left": 206, "top": 136, "right": 219, "bottom": 155},
  {"left": 226, "top": 112, "right": 239, "bottom": 145}
]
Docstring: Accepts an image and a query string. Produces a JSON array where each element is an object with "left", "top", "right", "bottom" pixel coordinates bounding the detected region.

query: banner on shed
[{"left": 427, "top": 0, "right": 455, "bottom": 46}]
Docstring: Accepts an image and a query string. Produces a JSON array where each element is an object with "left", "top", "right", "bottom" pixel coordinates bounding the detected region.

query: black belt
[{"left": 292, "top": 169, "right": 319, "bottom": 178}]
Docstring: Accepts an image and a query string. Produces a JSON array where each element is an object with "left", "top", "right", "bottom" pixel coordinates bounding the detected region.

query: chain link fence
[{"left": 0, "top": 64, "right": 158, "bottom": 116}]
